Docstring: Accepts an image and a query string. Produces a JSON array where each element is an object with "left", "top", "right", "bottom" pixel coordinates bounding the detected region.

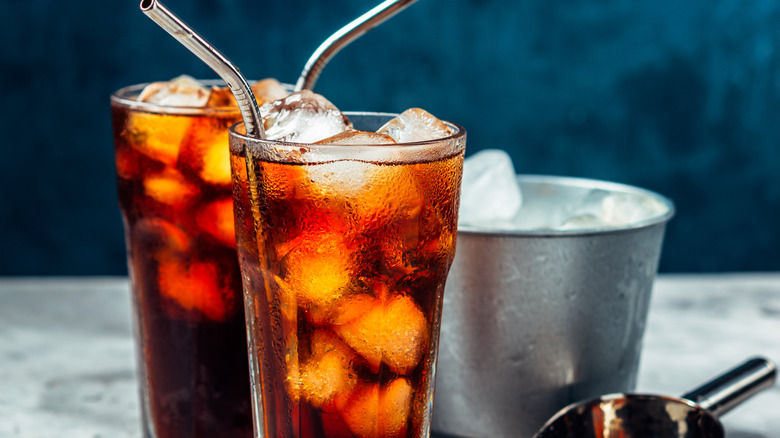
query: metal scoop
[{"left": 535, "top": 357, "right": 776, "bottom": 438}]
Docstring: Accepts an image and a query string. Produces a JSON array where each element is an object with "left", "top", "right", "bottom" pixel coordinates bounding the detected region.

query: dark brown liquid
[
  {"left": 111, "top": 102, "right": 253, "bottom": 438},
  {"left": 232, "top": 149, "right": 464, "bottom": 438}
]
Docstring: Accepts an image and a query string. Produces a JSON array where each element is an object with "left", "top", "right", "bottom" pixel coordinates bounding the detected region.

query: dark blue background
[{"left": 1, "top": 0, "right": 779, "bottom": 275}]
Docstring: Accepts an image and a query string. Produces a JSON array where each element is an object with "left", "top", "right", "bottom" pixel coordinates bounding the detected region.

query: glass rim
[
  {"left": 228, "top": 112, "right": 467, "bottom": 150},
  {"left": 110, "top": 80, "right": 254, "bottom": 115}
]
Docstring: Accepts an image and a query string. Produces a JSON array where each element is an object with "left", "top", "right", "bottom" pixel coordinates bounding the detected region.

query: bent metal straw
[
  {"left": 294, "top": 0, "right": 420, "bottom": 91},
  {"left": 140, "top": 0, "right": 265, "bottom": 139}
]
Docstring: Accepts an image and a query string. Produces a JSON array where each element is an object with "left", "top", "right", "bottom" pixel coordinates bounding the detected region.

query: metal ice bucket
[{"left": 432, "top": 175, "right": 675, "bottom": 438}]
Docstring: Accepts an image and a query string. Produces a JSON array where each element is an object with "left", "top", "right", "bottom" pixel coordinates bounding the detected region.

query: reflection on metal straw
[
  {"left": 140, "top": 0, "right": 265, "bottom": 139},
  {"left": 295, "top": 0, "right": 420, "bottom": 91}
]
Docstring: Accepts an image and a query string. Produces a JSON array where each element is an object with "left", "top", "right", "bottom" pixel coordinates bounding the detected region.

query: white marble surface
[
  {"left": 0, "top": 274, "right": 778, "bottom": 437},
  {"left": 637, "top": 274, "right": 780, "bottom": 437}
]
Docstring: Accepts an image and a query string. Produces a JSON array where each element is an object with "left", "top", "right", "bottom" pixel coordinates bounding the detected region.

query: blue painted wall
[{"left": 1, "top": 0, "right": 778, "bottom": 274}]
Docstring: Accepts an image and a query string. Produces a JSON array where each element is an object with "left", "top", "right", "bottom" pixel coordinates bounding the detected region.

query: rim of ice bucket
[{"left": 458, "top": 174, "right": 676, "bottom": 238}]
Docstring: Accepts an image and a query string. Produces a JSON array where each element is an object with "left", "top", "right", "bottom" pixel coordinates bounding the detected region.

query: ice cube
[
  {"left": 306, "top": 161, "right": 373, "bottom": 198},
  {"left": 551, "top": 190, "right": 667, "bottom": 230},
  {"left": 305, "top": 158, "right": 422, "bottom": 227},
  {"left": 359, "top": 166, "right": 422, "bottom": 224},
  {"left": 193, "top": 137, "right": 232, "bottom": 185},
  {"left": 550, "top": 189, "right": 610, "bottom": 230},
  {"left": 133, "top": 218, "right": 191, "bottom": 254},
  {"left": 204, "top": 86, "right": 237, "bottom": 107},
  {"left": 196, "top": 198, "right": 236, "bottom": 248},
  {"left": 179, "top": 118, "right": 232, "bottom": 186},
  {"left": 143, "top": 169, "right": 198, "bottom": 206},
  {"left": 125, "top": 111, "right": 191, "bottom": 165},
  {"left": 297, "top": 331, "right": 358, "bottom": 408},
  {"left": 299, "top": 350, "right": 356, "bottom": 408},
  {"left": 309, "top": 132, "right": 396, "bottom": 201},
  {"left": 330, "top": 294, "right": 375, "bottom": 326},
  {"left": 137, "top": 75, "right": 210, "bottom": 107},
  {"left": 205, "top": 78, "right": 289, "bottom": 107},
  {"left": 281, "top": 231, "right": 353, "bottom": 308},
  {"left": 335, "top": 295, "right": 428, "bottom": 375},
  {"left": 316, "top": 131, "right": 396, "bottom": 145},
  {"left": 157, "top": 260, "right": 234, "bottom": 321},
  {"left": 377, "top": 108, "right": 453, "bottom": 143},
  {"left": 559, "top": 213, "right": 607, "bottom": 230},
  {"left": 458, "top": 149, "right": 523, "bottom": 225},
  {"left": 113, "top": 146, "right": 144, "bottom": 181},
  {"left": 601, "top": 192, "right": 667, "bottom": 226},
  {"left": 340, "top": 378, "right": 413, "bottom": 438},
  {"left": 260, "top": 90, "right": 352, "bottom": 143},
  {"left": 251, "top": 78, "right": 290, "bottom": 104}
]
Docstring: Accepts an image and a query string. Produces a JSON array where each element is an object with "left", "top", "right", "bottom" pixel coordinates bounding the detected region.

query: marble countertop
[{"left": 1, "top": 274, "right": 778, "bottom": 437}]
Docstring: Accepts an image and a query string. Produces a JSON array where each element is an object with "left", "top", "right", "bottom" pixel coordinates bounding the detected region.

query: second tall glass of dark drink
[{"left": 110, "top": 77, "right": 287, "bottom": 438}]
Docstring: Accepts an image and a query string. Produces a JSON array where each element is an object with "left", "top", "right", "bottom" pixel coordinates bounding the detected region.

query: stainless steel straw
[
  {"left": 140, "top": 0, "right": 265, "bottom": 139},
  {"left": 295, "top": 0, "right": 420, "bottom": 91}
]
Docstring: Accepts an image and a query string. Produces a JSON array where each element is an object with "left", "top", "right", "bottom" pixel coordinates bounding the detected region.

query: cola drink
[
  {"left": 110, "top": 77, "right": 286, "bottom": 438},
  {"left": 229, "top": 109, "right": 466, "bottom": 438}
]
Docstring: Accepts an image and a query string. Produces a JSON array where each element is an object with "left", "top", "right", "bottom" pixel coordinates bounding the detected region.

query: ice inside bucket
[{"left": 432, "top": 171, "right": 674, "bottom": 438}]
